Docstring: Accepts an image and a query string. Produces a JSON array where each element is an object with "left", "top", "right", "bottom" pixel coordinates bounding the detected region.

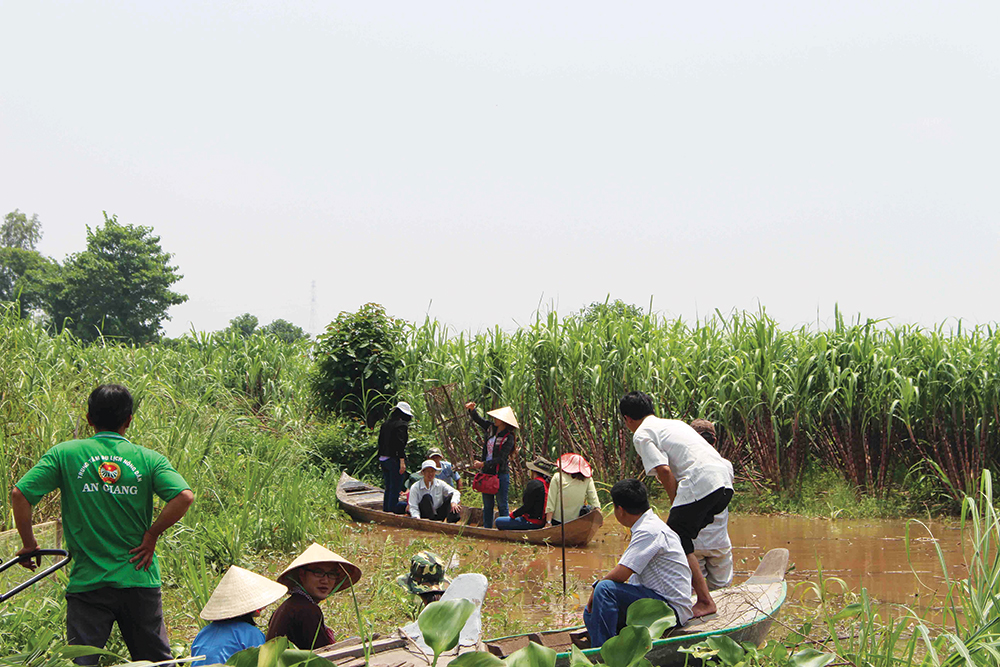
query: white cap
[
  {"left": 420, "top": 459, "right": 441, "bottom": 471},
  {"left": 396, "top": 401, "right": 414, "bottom": 416}
]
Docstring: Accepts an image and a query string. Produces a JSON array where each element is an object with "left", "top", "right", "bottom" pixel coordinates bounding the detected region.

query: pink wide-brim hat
[{"left": 557, "top": 453, "right": 593, "bottom": 477}]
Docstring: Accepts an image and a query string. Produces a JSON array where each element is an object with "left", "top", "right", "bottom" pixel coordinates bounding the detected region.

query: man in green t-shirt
[{"left": 11, "top": 384, "right": 194, "bottom": 665}]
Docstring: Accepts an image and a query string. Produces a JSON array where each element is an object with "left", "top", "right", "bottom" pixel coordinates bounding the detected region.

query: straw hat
[
  {"left": 486, "top": 406, "right": 519, "bottom": 429},
  {"left": 526, "top": 456, "right": 557, "bottom": 477},
  {"left": 277, "top": 543, "right": 362, "bottom": 591},
  {"left": 690, "top": 419, "right": 717, "bottom": 445},
  {"left": 200, "top": 566, "right": 288, "bottom": 621},
  {"left": 557, "top": 453, "right": 593, "bottom": 478}
]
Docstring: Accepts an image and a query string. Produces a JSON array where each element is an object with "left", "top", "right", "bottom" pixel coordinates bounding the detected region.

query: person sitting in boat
[
  {"left": 496, "top": 457, "right": 556, "bottom": 531},
  {"left": 378, "top": 401, "right": 414, "bottom": 514},
  {"left": 408, "top": 459, "right": 462, "bottom": 522},
  {"left": 545, "top": 453, "right": 600, "bottom": 526},
  {"left": 428, "top": 447, "right": 463, "bottom": 490},
  {"left": 689, "top": 419, "right": 733, "bottom": 590},
  {"left": 266, "top": 544, "right": 362, "bottom": 651},
  {"left": 191, "top": 566, "right": 288, "bottom": 665},
  {"left": 396, "top": 550, "right": 451, "bottom": 606},
  {"left": 465, "top": 402, "right": 518, "bottom": 529},
  {"left": 584, "top": 479, "right": 693, "bottom": 649}
]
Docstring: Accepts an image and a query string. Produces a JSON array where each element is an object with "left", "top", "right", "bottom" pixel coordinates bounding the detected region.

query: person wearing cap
[
  {"left": 266, "top": 543, "right": 362, "bottom": 650},
  {"left": 408, "top": 460, "right": 462, "bottom": 522},
  {"left": 428, "top": 447, "right": 462, "bottom": 490},
  {"left": 191, "top": 566, "right": 288, "bottom": 666},
  {"left": 689, "top": 419, "right": 733, "bottom": 590},
  {"left": 496, "top": 457, "right": 555, "bottom": 531},
  {"left": 396, "top": 551, "right": 451, "bottom": 606},
  {"left": 378, "top": 401, "right": 413, "bottom": 513},
  {"left": 465, "top": 401, "right": 518, "bottom": 529},
  {"left": 618, "top": 391, "right": 734, "bottom": 618},
  {"left": 545, "top": 453, "right": 600, "bottom": 526}
]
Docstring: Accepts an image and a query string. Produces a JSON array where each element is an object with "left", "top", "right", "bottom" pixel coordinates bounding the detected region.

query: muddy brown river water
[{"left": 357, "top": 512, "right": 968, "bottom": 630}]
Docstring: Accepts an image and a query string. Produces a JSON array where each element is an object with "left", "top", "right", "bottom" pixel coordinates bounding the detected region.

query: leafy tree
[
  {"left": 1, "top": 210, "right": 42, "bottom": 250},
  {"left": 225, "top": 313, "right": 259, "bottom": 338},
  {"left": 0, "top": 247, "right": 59, "bottom": 318},
  {"left": 48, "top": 213, "right": 187, "bottom": 344},
  {"left": 260, "top": 318, "right": 308, "bottom": 344},
  {"left": 312, "top": 303, "right": 406, "bottom": 426},
  {"left": 579, "top": 298, "right": 645, "bottom": 323}
]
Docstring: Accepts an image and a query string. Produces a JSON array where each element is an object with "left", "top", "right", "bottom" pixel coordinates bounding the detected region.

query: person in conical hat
[
  {"left": 190, "top": 566, "right": 288, "bottom": 666},
  {"left": 265, "top": 544, "right": 362, "bottom": 651},
  {"left": 546, "top": 453, "right": 600, "bottom": 526},
  {"left": 465, "top": 402, "right": 519, "bottom": 529}
]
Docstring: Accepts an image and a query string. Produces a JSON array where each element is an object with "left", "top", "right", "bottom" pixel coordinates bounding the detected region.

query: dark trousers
[
  {"left": 381, "top": 457, "right": 403, "bottom": 512},
  {"left": 66, "top": 587, "right": 171, "bottom": 666},
  {"left": 418, "top": 493, "right": 460, "bottom": 523}
]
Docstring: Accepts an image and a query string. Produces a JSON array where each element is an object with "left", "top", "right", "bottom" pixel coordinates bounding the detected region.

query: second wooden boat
[{"left": 337, "top": 472, "right": 603, "bottom": 547}]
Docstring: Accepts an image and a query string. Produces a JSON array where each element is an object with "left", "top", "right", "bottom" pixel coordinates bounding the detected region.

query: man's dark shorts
[
  {"left": 667, "top": 487, "right": 733, "bottom": 554},
  {"left": 66, "top": 586, "right": 171, "bottom": 666}
]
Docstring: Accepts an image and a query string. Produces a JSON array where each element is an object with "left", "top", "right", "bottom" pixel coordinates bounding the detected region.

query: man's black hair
[
  {"left": 88, "top": 384, "right": 133, "bottom": 431},
  {"left": 618, "top": 391, "right": 655, "bottom": 421},
  {"left": 610, "top": 479, "right": 650, "bottom": 515}
]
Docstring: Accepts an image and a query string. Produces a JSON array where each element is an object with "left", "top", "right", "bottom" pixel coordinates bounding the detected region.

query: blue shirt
[
  {"left": 436, "top": 460, "right": 460, "bottom": 485},
  {"left": 192, "top": 619, "right": 265, "bottom": 666}
]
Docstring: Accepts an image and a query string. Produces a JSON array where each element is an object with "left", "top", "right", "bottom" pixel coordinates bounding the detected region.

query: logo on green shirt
[{"left": 99, "top": 461, "right": 121, "bottom": 483}]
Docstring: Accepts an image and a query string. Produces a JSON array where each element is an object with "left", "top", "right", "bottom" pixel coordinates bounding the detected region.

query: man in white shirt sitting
[
  {"left": 584, "top": 479, "right": 693, "bottom": 648},
  {"left": 619, "top": 391, "right": 734, "bottom": 618},
  {"left": 408, "top": 460, "right": 462, "bottom": 523}
]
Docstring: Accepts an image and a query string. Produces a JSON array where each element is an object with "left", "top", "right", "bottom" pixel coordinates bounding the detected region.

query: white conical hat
[
  {"left": 277, "top": 543, "right": 362, "bottom": 592},
  {"left": 200, "top": 566, "right": 289, "bottom": 621},
  {"left": 486, "top": 406, "right": 519, "bottom": 429}
]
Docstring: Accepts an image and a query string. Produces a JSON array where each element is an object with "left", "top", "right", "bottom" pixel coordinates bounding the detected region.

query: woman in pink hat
[{"left": 545, "top": 453, "right": 600, "bottom": 525}]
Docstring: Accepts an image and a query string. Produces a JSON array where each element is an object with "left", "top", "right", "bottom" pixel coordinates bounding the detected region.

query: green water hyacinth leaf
[
  {"left": 449, "top": 652, "right": 505, "bottom": 667},
  {"left": 787, "top": 648, "right": 836, "bottom": 667},
  {"left": 418, "top": 598, "right": 476, "bottom": 660},
  {"left": 600, "top": 625, "right": 651, "bottom": 667},
  {"left": 225, "top": 637, "right": 334, "bottom": 667},
  {"left": 504, "top": 641, "right": 557, "bottom": 667},
  {"left": 568, "top": 645, "right": 594, "bottom": 667},
  {"left": 706, "top": 636, "right": 745, "bottom": 665},
  {"left": 624, "top": 598, "right": 676, "bottom": 639}
]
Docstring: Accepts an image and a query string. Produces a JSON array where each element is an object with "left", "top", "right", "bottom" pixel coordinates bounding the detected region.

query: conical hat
[
  {"left": 200, "top": 566, "right": 288, "bottom": 621},
  {"left": 486, "top": 406, "right": 519, "bottom": 429},
  {"left": 277, "top": 543, "right": 362, "bottom": 591}
]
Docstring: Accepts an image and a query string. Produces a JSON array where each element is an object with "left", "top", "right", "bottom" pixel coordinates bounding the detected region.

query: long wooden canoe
[
  {"left": 485, "top": 548, "right": 789, "bottom": 666},
  {"left": 336, "top": 472, "right": 603, "bottom": 547},
  {"left": 316, "top": 548, "right": 789, "bottom": 667}
]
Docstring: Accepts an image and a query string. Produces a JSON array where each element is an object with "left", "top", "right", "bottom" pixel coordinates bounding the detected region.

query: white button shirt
[
  {"left": 619, "top": 509, "right": 694, "bottom": 626},
  {"left": 407, "top": 478, "right": 461, "bottom": 519},
  {"left": 632, "top": 417, "right": 734, "bottom": 507}
]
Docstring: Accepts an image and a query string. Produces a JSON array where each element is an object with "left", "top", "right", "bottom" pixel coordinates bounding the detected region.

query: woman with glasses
[{"left": 266, "top": 543, "right": 362, "bottom": 650}]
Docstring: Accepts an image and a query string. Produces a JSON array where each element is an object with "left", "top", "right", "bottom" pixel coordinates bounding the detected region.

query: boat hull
[{"left": 336, "top": 472, "right": 603, "bottom": 547}]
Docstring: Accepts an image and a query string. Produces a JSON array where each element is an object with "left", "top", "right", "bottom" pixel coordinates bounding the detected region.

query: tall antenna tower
[{"left": 309, "top": 280, "right": 317, "bottom": 334}]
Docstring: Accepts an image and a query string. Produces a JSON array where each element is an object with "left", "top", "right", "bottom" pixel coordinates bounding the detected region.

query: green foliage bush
[{"left": 312, "top": 303, "right": 406, "bottom": 427}]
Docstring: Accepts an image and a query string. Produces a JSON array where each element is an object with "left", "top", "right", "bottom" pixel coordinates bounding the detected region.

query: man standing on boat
[
  {"left": 10, "top": 384, "right": 194, "bottom": 665},
  {"left": 689, "top": 419, "right": 734, "bottom": 590},
  {"left": 619, "top": 391, "right": 734, "bottom": 618},
  {"left": 584, "top": 479, "right": 693, "bottom": 647}
]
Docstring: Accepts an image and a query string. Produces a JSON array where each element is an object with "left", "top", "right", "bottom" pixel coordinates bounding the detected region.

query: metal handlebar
[{"left": 0, "top": 549, "right": 71, "bottom": 602}]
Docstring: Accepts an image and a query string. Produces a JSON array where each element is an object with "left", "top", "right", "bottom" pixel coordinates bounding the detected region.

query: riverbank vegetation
[{"left": 2, "top": 300, "right": 999, "bottom": 662}]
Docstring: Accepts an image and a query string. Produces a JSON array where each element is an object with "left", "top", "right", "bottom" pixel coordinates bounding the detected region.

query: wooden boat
[
  {"left": 337, "top": 472, "right": 603, "bottom": 547},
  {"left": 485, "top": 548, "right": 789, "bottom": 666},
  {"left": 315, "top": 548, "right": 788, "bottom": 667}
]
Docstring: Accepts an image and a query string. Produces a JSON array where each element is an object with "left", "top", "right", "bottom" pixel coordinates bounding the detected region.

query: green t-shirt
[{"left": 15, "top": 432, "right": 190, "bottom": 593}]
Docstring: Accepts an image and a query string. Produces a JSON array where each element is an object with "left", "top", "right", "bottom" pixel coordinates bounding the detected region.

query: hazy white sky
[{"left": 2, "top": 1, "right": 997, "bottom": 337}]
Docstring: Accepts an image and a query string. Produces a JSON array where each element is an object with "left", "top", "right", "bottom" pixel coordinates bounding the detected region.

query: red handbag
[{"left": 472, "top": 472, "right": 500, "bottom": 494}]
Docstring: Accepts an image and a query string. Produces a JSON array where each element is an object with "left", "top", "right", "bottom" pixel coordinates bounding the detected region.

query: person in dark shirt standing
[
  {"left": 377, "top": 401, "right": 413, "bottom": 513},
  {"left": 496, "top": 457, "right": 555, "bottom": 530}
]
